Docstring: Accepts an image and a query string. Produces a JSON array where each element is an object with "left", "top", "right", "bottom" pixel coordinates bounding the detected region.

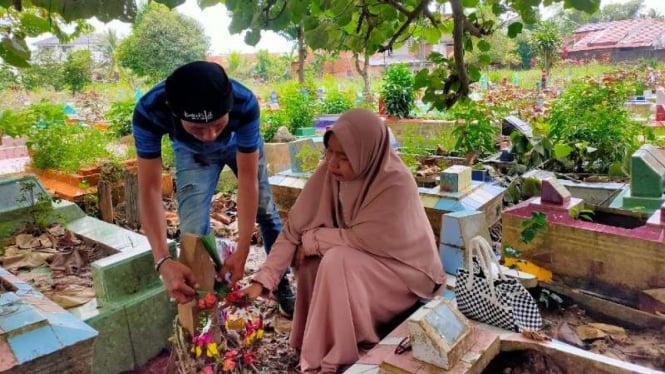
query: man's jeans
[{"left": 173, "top": 138, "right": 283, "bottom": 255}]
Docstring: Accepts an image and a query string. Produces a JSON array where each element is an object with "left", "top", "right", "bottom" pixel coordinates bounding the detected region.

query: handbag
[{"left": 455, "top": 235, "right": 542, "bottom": 332}]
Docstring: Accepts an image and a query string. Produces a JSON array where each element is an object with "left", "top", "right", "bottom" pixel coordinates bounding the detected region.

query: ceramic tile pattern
[
  {"left": 346, "top": 320, "right": 501, "bottom": 374},
  {"left": 0, "top": 176, "right": 175, "bottom": 373}
]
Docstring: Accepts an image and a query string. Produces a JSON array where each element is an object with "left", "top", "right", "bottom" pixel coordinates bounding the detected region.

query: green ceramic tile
[
  {"left": 92, "top": 250, "right": 161, "bottom": 306},
  {"left": 123, "top": 287, "right": 176, "bottom": 367},
  {"left": 87, "top": 305, "right": 134, "bottom": 374}
]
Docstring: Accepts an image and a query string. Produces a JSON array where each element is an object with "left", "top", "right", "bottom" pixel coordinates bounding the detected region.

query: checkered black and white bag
[{"left": 455, "top": 236, "right": 542, "bottom": 332}]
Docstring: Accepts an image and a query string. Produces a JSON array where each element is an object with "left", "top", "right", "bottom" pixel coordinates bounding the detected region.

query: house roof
[
  {"left": 33, "top": 34, "right": 104, "bottom": 48},
  {"left": 569, "top": 18, "right": 665, "bottom": 52}
]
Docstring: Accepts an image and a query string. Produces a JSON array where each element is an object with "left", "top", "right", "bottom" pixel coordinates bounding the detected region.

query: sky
[
  {"left": 88, "top": 0, "right": 295, "bottom": 55},
  {"left": 63, "top": 0, "right": 665, "bottom": 56}
]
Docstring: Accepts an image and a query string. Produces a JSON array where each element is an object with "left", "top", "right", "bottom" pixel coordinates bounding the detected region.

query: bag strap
[{"left": 465, "top": 235, "right": 506, "bottom": 304}]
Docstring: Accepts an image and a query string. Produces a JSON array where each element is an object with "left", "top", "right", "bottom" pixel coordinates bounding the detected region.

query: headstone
[
  {"left": 480, "top": 75, "right": 488, "bottom": 90},
  {"left": 657, "top": 105, "right": 665, "bottom": 121},
  {"left": 541, "top": 177, "right": 571, "bottom": 205},
  {"left": 177, "top": 233, "right": 216, "bottom": 336},
  {"left": 356, "top": 91, "right": 364, "bottom": 105},
  {"left": 630, "top": 147, "right": 665, "bottom": 198},
  {"left": 63, "top": 103, "right": 76, "bottom": 116},
  {"left": 656, "top": 87, "right": 665, "bottom": 106},
  {"left": 269, "top": 90, "right": 278, "bottom": 104},
  {"left": 407, "top": 297, "right": 474, "bottom": 370},
  {"left": 440, "top": 211, "right": 490, "bottom": 275},
  {"left": 288, "top": 138, "right": 318, "bottom": 173},
  {"left": 0, "top": 175, "right": 51, "bottom": 215},
  {"left": 272, "top": 126, "right": 296, "bottom": 143},
  {"left": 440, "top": 165, "right": 472, "bottom": 193},
  {"left": 502, "top": 115, "right": 533, "bottom": 138},
  {"left": 512, "top": 73, "right": 519, "bottom": 86}
]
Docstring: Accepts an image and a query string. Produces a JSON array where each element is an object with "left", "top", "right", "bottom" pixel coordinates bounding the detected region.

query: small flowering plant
[{"left": 182, "top": 284, "right": 264, "bottom": 373}]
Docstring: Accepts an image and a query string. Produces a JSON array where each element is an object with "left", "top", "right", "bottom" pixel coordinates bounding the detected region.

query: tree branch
[
  {"left": 463, "top": 20, "right": 485, "bottom": 37},
  {"left": 266, "top": 1, "right": 288, "bottom": 23},
  {"left": 377, "top": 0, "right": 429, "bottom": 53}
]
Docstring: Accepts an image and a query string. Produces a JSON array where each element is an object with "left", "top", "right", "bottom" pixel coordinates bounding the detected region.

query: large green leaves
[
  {"left": 0, "top": 36, "right": 30, "bottom": 67},
  {"left": 30, "top": 0, "right": 138, "bottom": 22}
]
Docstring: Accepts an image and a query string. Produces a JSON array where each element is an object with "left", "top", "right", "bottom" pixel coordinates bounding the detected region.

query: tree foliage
[
  {"left": 63, "top": 49, "right": 92, "bottom": 94},
  {"left": 222, "top": 0, "right": 599, "bottom": 109},
  {"left": 532, "top": 21, "right": 562, "bottom": 74},
  {"left": 18, "top": 48, "right": 66, "bottom": 91},
  {"left": 116, "top": 3, "right": 210, "bottom": 83},
  {"left": 2, "top": 0, "right": 601, "bottom": 108}
]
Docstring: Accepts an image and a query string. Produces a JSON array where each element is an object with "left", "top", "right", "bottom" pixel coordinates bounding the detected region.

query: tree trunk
[
  {"left": 297, "top": 24, "right": 306, "bottom": 84},
  {"left": 354, "top": 51, "right": 372, "bottom": 102}
]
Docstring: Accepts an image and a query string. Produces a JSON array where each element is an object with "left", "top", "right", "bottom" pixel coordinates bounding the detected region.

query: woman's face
[{"left": 325, "top": 133, "right": 357, "bottom": 181}]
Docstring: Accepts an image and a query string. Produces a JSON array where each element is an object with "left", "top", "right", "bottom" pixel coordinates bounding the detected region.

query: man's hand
[
  {"left": 159, "top": 260, "right": 197, "bottom": 304},
  {"left": 220, "top": 250, "right": 248, "bottom": 284},
  {"left": 241, "top": 282, "right": 264, "bottom": 300}
]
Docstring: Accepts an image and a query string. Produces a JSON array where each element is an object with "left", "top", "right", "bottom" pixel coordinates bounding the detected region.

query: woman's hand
[
  {"left": 301, "top": 229, "right": 319, "bottom": 257},
  {"left": 241, "top": 282, "right": 265, "bottom": 300}
]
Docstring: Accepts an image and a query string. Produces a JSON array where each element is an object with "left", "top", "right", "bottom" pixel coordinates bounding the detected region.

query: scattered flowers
[{"left": 182, "top": 284, "right": 264, "bottom": 373}]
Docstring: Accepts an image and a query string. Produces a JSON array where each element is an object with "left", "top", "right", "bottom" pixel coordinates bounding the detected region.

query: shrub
[
  {"left": 451, "top": 100, "right": 499, "bottom": 157},
  {"left": 106, "top": 99, "right": 136, "bottom": 137},
  {"left": 27, "top": 123, "right": 113, "bottom": 173},
  {"left": 380, "top": 64, "right": 415, "bottom": 118},
  {"left": 261, "top": 110, "right": 288, "bottom": 142},
  {"left": 547, "top": 73, "right": 642, "bottom": 173},
  {"left": 319, "top": 90, "right": 353, "bottom": 114},
  {"left": 276, "top": 80, "right": 317, "bottom": 134}
]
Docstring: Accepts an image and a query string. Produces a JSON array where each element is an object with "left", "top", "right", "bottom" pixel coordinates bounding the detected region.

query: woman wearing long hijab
[{"left": 244, "top": 108, "right": 445, "bottom": 372}]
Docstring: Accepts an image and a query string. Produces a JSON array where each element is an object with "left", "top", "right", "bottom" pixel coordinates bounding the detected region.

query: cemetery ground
[
  {"left": 2, "top": 62, "right": 665, "bottom": 372},
  {"left": 2, "top": 181, "right": 663, "bottom": 372}
]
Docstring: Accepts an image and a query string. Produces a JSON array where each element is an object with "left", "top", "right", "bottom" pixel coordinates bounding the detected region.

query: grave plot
[{"left": 0, "top": 174, "right": 177, "bottom": 374}]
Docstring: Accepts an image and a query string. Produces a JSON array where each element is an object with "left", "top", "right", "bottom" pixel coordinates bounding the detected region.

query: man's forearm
[
  {"left": 140, "top": 187, "right": 169, "bottom": 261},
  {"left": 137, "top": 157, "right": 169, "bottom": 262},
  {"left": 236, "top": 175, "right": 258, "bottom": 256}
]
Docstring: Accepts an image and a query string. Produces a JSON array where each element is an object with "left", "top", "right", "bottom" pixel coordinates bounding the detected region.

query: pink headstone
[
  {"left": 541, "top": 178, "right": 571, "bottom": 205},
  {"left": 657, "top": 104, "right": 665, "bottom": 121}
]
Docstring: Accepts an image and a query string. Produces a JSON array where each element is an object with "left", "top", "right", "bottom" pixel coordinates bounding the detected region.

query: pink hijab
[{"left": 283, "top": 109, "right": 445, "bottom": 298}]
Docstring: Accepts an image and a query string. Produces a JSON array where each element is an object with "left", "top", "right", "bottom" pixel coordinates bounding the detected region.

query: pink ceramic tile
[
  {"left": 357, "top": 344, "right": 396, "bottom": 365},
  {"left": 386, "top": 321, "right": 409, "bottom": 339},
  {"left": 0, "top": 340, "right": 17, "bottom": 371},
  {"left": 23, "top": 295, "right": 65, "bottom": 314},
  {"left": 470, "top": 328, "right": 500, "bottom": 353},
  {"left": 436, "top": 360, "right": 472, "bottom": 374},
  {"left": 381, "top": 351, "right": 423, "bottom": 373}
]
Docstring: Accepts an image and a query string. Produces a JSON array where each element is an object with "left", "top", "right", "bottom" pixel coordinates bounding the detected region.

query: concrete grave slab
[
  {"left": 440, "top": 165, "right": 472, "bottom": 193},
  {"left": 541, "top": 177, "right": 571, "bottom": 205},
  {"left": 407, "top": 297, "right": 474, "bottom": 370},
  {"left": 440, "top": 211, "right": 490, "bottom": 275}
]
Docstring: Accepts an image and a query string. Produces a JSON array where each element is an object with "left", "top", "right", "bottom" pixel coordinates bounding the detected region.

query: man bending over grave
[
  {"left": 132, "top": 61, "right": 295, "bottom": 318},
  {"left": 243, "top": 109, "right": 446, "bottom": 372}
]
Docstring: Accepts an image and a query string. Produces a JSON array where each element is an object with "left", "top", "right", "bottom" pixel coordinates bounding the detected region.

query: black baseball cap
[{"left": 165, "top": 61, "right": 234, "bottom": 124}]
